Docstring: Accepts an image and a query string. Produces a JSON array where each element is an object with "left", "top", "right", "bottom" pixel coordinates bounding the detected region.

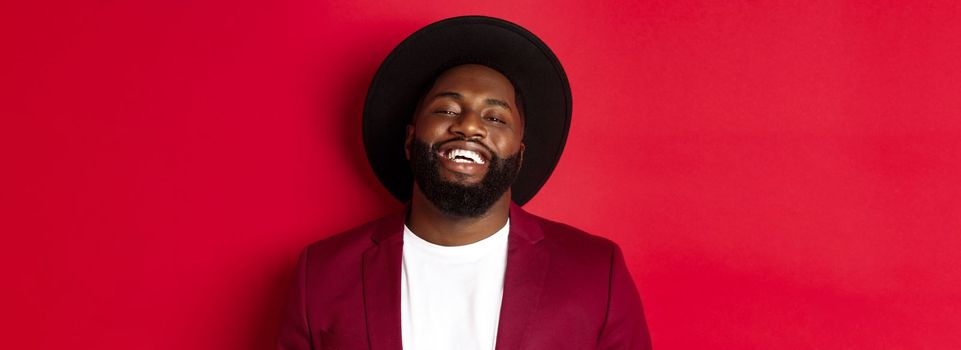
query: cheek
[
  {"left": 493, "top": 131, "right": 524, "bottom": 155},
  {"left": 413, "top": 119, "right": 449, "bottom": 140}
]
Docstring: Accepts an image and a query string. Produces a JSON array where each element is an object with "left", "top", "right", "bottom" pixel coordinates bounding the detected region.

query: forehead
[{"left": 427, "top": 64, "right": 516, "bottom": 100}]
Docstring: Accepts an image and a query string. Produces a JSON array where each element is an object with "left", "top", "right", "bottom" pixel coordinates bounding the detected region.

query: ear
[
  {"left": 404, "top": 125, "right": 415, "bottom": 160},
  {"left": 518, "top": 142, "right": 525, "bottom": 164}
]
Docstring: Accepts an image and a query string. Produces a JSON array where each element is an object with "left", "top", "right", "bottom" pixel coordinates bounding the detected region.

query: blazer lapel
[
  {"left": 495, "top": 204, "right": 550, "bottom": 350},
  {"left": 362, "top": 212, "right": 405, "bottom": 350}
]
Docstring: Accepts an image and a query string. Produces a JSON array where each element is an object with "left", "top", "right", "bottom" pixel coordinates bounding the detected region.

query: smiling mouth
[{"left": 439, "top": 148, "right": 487, "bottom": 165}]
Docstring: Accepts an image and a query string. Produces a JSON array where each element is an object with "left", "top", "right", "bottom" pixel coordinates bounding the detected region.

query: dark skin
[{"left": 404, "top": 64, "right": 525, "bottom": 246}]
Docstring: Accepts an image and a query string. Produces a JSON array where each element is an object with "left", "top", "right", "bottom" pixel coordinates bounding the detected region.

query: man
[{"left": 278, "top": 16, "right": 651, "bottom": 350}]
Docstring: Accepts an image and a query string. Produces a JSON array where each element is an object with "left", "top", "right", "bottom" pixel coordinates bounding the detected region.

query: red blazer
[{"left": 277, "top": 204, "right": 652, "bottom": 349}]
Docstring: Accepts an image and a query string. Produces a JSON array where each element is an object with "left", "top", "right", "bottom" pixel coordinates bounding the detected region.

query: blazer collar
[
  {"left": 496, "top": 202, "right": 550, "bottom": 349},
  {"left": 362, "top": 202, "right": 548, "bottom": 350},
  {"left": 369, "top": 209, "right": 405, "bottom": 245},
  {"left": 363, "top": 211, "right": 405, "bottom": 350},
  {"left": 507, "top": 202, "right": 545, "bottom": 244}
]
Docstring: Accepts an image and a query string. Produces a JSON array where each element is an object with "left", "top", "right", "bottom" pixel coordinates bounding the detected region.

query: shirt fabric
[{"left": 400, "top": 220, "right": 510, "bottom": 350}]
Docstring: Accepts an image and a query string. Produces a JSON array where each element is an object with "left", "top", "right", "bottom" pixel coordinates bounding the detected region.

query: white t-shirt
[{"left": 400, "top": 220, "right": 510, "bottom": 350}]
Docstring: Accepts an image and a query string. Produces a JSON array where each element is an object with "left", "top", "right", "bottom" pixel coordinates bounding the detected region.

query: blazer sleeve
[
  {"left": 277, "top": 247, "right": 317, "bottom": 350},
  {"left": 597, "top": 245, "right": 653, "bottom": 350}
]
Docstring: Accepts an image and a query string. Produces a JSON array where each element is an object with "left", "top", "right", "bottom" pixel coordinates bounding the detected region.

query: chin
[{"left": 409, "top": 138, "right": 521, "bottom": 218}]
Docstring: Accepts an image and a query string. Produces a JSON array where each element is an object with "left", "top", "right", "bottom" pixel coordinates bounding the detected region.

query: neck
[{"left": 406, "top": 186, "right": 511, "bottom": 246}]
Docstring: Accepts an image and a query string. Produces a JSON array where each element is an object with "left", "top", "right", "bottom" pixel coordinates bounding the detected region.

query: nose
[{"left": 449, "top": 110, "right": 487, "bottom": 139}]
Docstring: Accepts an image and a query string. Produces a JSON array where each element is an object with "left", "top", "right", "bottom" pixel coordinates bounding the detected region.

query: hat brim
[{"left": 363, "top": 16, "right": 571, "bottom": 206}]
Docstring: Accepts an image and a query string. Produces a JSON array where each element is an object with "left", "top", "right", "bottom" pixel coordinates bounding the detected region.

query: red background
[{"left": 3, "top": 1, "right": 960, "bottom": 349}]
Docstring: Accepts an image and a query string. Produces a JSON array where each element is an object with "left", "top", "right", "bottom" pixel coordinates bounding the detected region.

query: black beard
[{"left": 409, "top": 138, "right": 522, "bottom": 218}]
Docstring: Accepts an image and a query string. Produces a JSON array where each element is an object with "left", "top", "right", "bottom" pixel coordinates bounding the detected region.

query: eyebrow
[{"left": 432, "top": 91, "right": 512, "bottom": 111}]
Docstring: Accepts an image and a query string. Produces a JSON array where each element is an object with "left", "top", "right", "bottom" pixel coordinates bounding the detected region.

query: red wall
[{"left": 4, "top": 1, "right": 960, "bottom": 349}]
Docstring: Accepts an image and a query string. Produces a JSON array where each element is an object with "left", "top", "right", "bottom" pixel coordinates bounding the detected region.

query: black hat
[{"left": 363, "top": 16, "right": 571, "bottom": 206}]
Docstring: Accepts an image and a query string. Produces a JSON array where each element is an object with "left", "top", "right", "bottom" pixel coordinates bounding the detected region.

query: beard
[{"left": 409, "top": 138, "right": 522, "bottom": 218}]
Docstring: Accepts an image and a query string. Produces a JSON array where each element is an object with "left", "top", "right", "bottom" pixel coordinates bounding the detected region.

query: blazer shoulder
[
  {"left": 525, "top": 212, "right": 621, "bottom": 259},
  {"left": 302, "top": 211, "right": 402, "bottom": 262}
]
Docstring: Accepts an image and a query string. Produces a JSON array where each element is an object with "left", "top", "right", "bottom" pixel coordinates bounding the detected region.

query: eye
[
  {"left": 433, "top": 110, "right": 458, "bottom": 116},
  {"left": 484, "top": 115, "right": 506, "bottom": 124}
]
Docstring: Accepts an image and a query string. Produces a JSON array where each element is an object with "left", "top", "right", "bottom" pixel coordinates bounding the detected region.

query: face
[{"left": 405, "top": 64, "right": 525, "bottom": 216}]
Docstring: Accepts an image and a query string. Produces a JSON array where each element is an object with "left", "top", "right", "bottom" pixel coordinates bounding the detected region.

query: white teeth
[{"left": 446, "top": 149, "right": 485, "bottom": 164}]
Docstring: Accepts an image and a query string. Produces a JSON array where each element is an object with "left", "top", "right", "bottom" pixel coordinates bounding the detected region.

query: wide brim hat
[{"left": 363, "top": 16, "right": 571, "bottom": 206}]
